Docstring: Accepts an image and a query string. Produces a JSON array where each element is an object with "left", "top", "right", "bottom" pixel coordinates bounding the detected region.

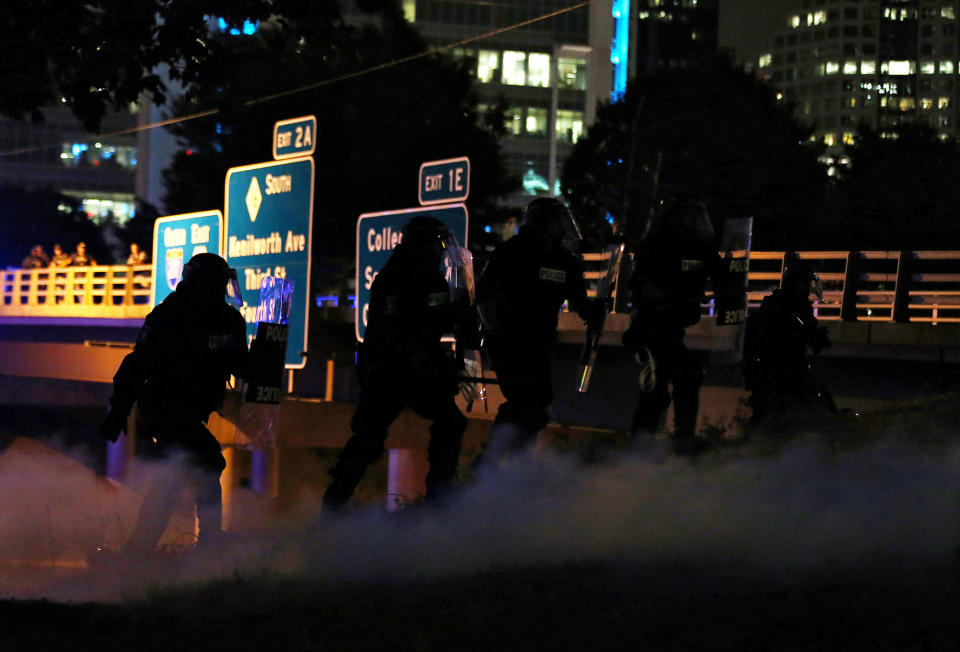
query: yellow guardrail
[
  {"left": 0, "top": 265, "right": 152, "bottom": 319},
  {"left": 5, "top": 251, "right": 960, "bottom": 325}
]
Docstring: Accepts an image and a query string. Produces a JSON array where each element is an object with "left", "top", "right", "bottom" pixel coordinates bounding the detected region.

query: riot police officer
[
  {"left": 742, "top": 258, "right": 834, "bottom": 425},
  {"left": 623, "top": 198, "right": 722, "bottom": 455},
  {"left": 322, "top": 217, "right": 468, "bottom": 511},
  {"left": 102, "top": 253, "right": 247, "bottom": 551},
  {"left": 476, "top": 197, "right": 598, "bottom": 463}
]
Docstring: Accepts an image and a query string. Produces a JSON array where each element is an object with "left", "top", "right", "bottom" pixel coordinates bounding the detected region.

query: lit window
[
  {"left": 758, "top": 53, "right": 772, "bottom": 68},
  {"left": 525, "top": 107, "right": 548, "bottom": 137},
  {"left": 502, "top": 51, "right": 526, "bottom": 86},
  {"left": 885, "top": 60, "right": 915, "bottom": 75},
  {"left": 842, "top": 132, "right": 855, "bottom": 145},
  {"left": 843, "top": 61, "right": 858, "bottom": 74},
  {"left": 555, "top": 110, "right": 584, "bottom": 143},
  {"left": 943, "top": 7, "right": 957, "bottom": 20},
  {"left": 921, "top": 98, "right": 934, "bottom": 109},
  {"left": 477, "top": 50, "right": 499, "bottom": 83},
  {"left": 921, "top": 61, "right": 936, "bottom": 75},
  {"left": 940, "top": 97, "right": 951, "bottom": 109},
  {"left": 861, "top": 60, "right": 876, "bottom": 74},
  {"left": 558, "top": 57, "right": 587, "bottom": 90},
  {"left": 845, "top": 97, "right": 857, "bottom": 108},
  {"left": 940, "top": 61, "right": 955, "bottom": 74},
  {"left": 880, "top": 97, "right": 889, "bottom": 107},
  {"left": 528, "top": 53, "right": 550, "bottom": 88},
  {"left": 824, "top": 133, "right": 836, "bottom": 146},
  {"left": 505, "top": 106, "right": 523, "bottom": 135},
  {"left": 825, "top": 61, "right": 840, "bottom": 75},
  {"left": 899, "top": 97, "right": 916, "bottom": 111},
  {"left": 790, "top": 15, "right": 800, "bottom": 28},
  {"left": 402, "top": 0, "right": 415, "bottom": 22}
]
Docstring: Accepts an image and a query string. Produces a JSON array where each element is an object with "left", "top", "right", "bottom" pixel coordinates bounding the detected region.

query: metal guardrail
[
  {"left": 0, "top": 265, "right": 152, "bottom": 319},
  {"left": 4, "top": 251, "right": 960, "bottom": 324},
  {"left": 741, "top": 251, "right": 960, "bottom": 324},
  {"left": 584, "top": 250, "right": 960, "bottom": 325}
]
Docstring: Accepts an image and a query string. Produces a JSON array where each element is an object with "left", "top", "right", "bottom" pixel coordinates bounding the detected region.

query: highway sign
[
  {"left": 225, "top": 157, "right": 314, "bottom": 368},
  {"left": 151, "top": 211, "right": 222, "bottom": 307},
  {"left": 355, "top": 203, "right": 468, "bottom": 341},
  {"left": 273, "top": 115, "right": 317, "bottom": 160},
  {"left": 418, "top": 156, "right": 470, "bottom": 205}
]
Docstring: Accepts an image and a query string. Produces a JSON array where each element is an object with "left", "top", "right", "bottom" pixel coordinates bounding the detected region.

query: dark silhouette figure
[
  {"left": 126, "top": 242, "right": 148, "bottom": 265},
  {"left": 21, "top": 245, "right": 49, "bottom": 269},
  {"left": 102, "top": 253, "right": 247, "bottom": 551},
  {"left": 742, "top": 259, "right": 835, "bottom": 426},
  {"left": 49, "top": 244, "right": 72, "bottom": 267},
  {"left": 322, "top": 217, "right": 468, "bottom": 512},
  {"left": 475, "top": 198, "right": 599, "bottom": 463},
  {"left": 71, "top": 241, "right": 97, "bottom": 266},
  {"left": 623, "top": 198, "right": 722, "bottom": 455}
]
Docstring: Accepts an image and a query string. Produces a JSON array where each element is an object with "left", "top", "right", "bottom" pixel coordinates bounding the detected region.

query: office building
[
  {"left": 635, "top": 0, "right": 719, "bottom": 74},
  {"left": 730, "top": 1, "right": 960, "bottom": 157},
  {"left": 382, "top": 0, "right": 627, "bottom": 198}
]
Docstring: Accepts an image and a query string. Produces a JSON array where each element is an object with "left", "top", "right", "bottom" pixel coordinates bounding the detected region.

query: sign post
[
  {"left": 355, "top": 203, "right": 468, "bottom": 341},
  {"left": 224, "top": 157, "right": 314, "bottom": 368},
  {"left": 151, "top": 210, "right": 223, "bottom": 307}
]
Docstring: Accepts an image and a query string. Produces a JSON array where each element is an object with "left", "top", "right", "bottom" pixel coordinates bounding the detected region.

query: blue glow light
[
  {"left": 484, "top": 225, "right": 492, "bottom": 233},
  {"left": 606, "top": 213, "right": 615, "bottom": 225},
  {"left": 611, "top": 0, "right": 630, "bottom": 101},
  {"left": 219, "top": 17, "right": 258, "bottom": 36}
]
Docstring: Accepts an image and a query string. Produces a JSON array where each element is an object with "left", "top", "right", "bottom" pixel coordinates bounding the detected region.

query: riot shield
[
  {"left": 577, "top": 242, "right": 626, "bottom": 393},
  {"left": 445, "top": 246, "right": 488, "bottom": 411},
  {"left": 714, "top": 217, "right": 753, "bottom": 327},
  {"left": 236, "top": 277, "right": 294, "bottom": 448},
  {"left": 711, "top": 218, "right": 753, "bottom": 362}
]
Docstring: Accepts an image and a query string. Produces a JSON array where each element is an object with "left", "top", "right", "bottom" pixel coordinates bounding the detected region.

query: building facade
[
  {"left": 384, "top": 0, "right": 625, "bottom": 199},
  {"left": 758, "top": 0, "right": 960, "bottom": 155},
  {"left": 635, "top": 0, "right": 718, "bottom": 74},
  {"left": 0, "top": 105, "right": 141, "bottom": 225}
]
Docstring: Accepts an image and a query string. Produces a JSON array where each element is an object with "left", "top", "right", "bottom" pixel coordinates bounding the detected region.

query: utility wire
[{"left": 0, "top": 1, "right": 591, "bottom": 158}]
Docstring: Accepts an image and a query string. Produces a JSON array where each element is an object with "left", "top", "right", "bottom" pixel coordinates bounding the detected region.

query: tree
[
  {"left": 160, "top": 2, "right": 516, "bottom": 259},
  {"left": 816, "top": 124, "right": 960, "bottom": 249},
  {"left": 0, "top": 1, "right": 320, "bottom": 132},
  {"left": 561, "top": 57, "right": 827, "bottom": 250}
]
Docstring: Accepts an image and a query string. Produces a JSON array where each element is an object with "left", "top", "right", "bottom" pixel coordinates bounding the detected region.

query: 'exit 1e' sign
[
  {"left": 418, "top": 156, "right": 470, "bottom": 205},
  {"left": 273, "top": 115, "right": 316, "bottom": 160}
]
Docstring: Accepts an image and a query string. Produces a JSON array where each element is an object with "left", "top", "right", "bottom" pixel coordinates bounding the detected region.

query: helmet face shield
[
  {"left": 561, "top": 213, "right": 583, "bottom": 254},
  {"left": 439, "top": 232, "right": 466, "bottom": 283},
  {"left": 225, "top": 268, "right": 244, "bottom": 308}
]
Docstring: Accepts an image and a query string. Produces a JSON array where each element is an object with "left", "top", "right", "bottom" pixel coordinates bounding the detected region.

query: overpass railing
[
  {"left": 4, "top": 251, "right": 960, "bottom": 324},
  {"left": 582, "top": 250, "right": 960, "bottom": 325},
  {"left": 0, "top": 265, "right": 152, "bottom": 319}
]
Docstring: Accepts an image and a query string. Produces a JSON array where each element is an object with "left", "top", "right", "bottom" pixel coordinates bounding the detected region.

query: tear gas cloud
[{"left": 0, "top": 426, "right": 958, "bottom": 603}]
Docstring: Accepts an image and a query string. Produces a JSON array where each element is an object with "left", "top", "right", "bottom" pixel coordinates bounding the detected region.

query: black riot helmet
[
  {"left": 522, "top": 197, "right": 582, "bottom": 253},
  {"left": 180, "top": 253, "right": 244, "bottom": 307},
  {"left": 401, "top": 216, "right": 460, "bottom": 268},
  {"left": 781, "top": 258, "right": 823, "bottom": 301},
  {"left": 659, "top": 197, "right": 714, "bottom": 244}
]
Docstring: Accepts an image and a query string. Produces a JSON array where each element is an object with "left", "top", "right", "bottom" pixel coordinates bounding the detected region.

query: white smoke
[{"left": 0, "top": 426, "right": 958, "bottom": 603}]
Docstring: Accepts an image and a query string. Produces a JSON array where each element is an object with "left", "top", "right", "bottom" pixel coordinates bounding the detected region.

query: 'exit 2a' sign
[
  {"left": 273, "top": 115, "right": 316, "bottom": 160},
  {"left": 418, "top": 156, "right": 470, "bottom": 205}
]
